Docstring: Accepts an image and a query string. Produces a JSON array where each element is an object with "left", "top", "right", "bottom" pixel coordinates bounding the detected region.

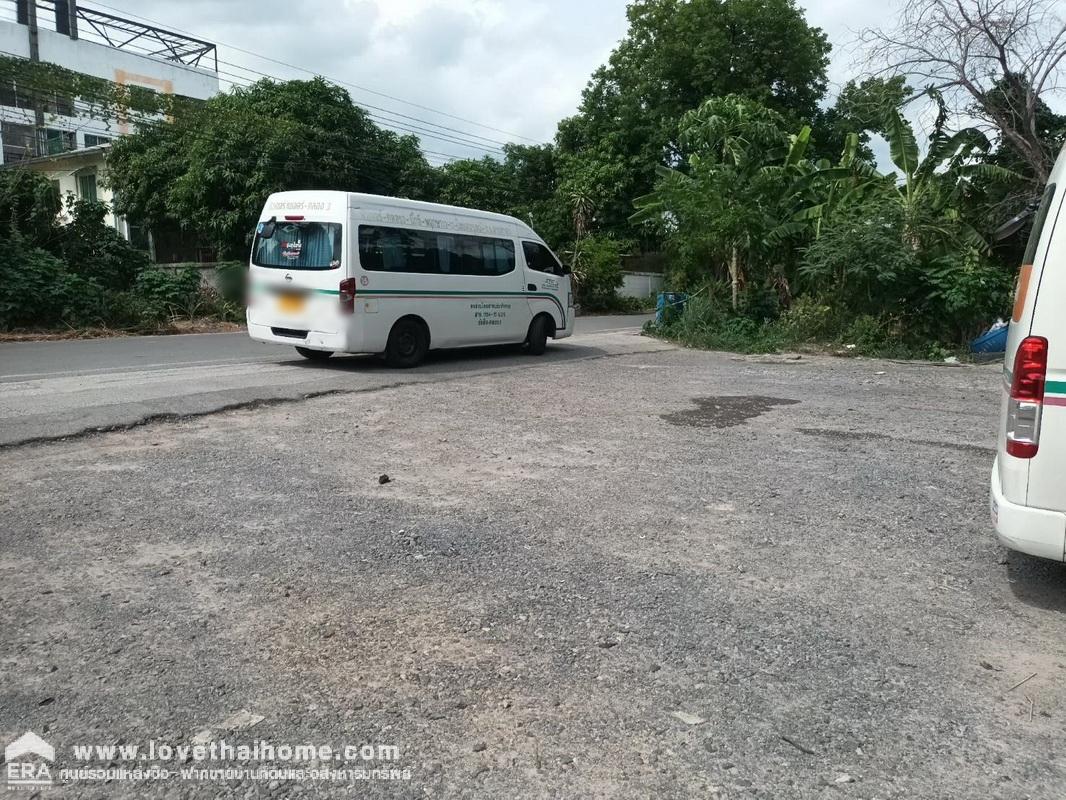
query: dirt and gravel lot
[{"left": 2, "top": 335, "right": 1065, "bottom": 799}]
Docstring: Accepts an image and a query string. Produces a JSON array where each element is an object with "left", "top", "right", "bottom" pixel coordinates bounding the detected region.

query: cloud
[
  {"left": 97, "top": 0, "right": 627, "bottom": 153},
  {"left": 91, "top": 0, "right": 1050, "bottom": 169}
]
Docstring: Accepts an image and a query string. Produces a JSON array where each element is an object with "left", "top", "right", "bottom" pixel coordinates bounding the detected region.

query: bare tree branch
[{"left": 860, "top": 0, "right": 1066, "bottom": 182}]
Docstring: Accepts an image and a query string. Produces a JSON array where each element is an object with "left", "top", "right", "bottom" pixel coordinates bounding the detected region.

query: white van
[
  {"left": 991, "top": 144, "right": 1066, "bottom": 562},
  {"left": 246, "top": 191, "right": 573, "bottom": 367}
]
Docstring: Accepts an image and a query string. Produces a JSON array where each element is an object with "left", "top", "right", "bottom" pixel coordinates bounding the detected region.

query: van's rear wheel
[
  {"left": 526, "top": 315, "right": 551, "bottom": 356},
  {"left": 385, "top": 318, "right": 429, "bottom": 368},
  {"left": 295, "top": 346, "right": 333, "bottom": 361}
]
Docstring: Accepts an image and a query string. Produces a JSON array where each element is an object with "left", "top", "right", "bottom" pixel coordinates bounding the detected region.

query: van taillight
[
  {"left": 1006, "top": 336, "right": 1048, "bottom": 459},
  {"left": 339, "top": 278, "right": 357, "bottom": 314},
  {"left": 338, "top": 278, "right": 357, "bottom": 314}
]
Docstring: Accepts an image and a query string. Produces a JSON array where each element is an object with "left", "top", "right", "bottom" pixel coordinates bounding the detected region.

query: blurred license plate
[{"left": 277, "top": 293, "right": 306, "bottom": 313}]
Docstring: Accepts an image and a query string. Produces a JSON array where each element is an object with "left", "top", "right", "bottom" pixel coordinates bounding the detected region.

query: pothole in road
[{"left": 661, "top": 396, "right": 800, "bottom": 429}]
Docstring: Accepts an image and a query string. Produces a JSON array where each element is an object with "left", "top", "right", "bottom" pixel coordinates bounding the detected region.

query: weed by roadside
[{"left": 646, "top": 294, "right": 970, "bottom": 361}]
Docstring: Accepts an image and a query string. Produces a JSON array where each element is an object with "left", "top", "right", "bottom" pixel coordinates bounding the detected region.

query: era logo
[{"left": 5, "top": 731, "right": 54, "bottom": 788}]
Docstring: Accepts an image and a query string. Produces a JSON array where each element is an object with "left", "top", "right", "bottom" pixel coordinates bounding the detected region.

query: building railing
[{"left": 16, "top": 0, "right": 217, "bottom": 71}]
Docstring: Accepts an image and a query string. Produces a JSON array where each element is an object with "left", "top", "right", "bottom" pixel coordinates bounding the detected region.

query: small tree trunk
[{"left": 729, "top": 247, "right": 740, "bottom": 311}]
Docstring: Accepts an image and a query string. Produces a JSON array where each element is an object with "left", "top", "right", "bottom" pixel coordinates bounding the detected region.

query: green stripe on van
[
  {"left": 1045, "top": 380, "right": 1066, "bottom": 396},
  {"left": 259, "top": 285, "right": 567, "bottom": 319},
  {"left": 358, "top": 289, "right": 566, "bottom": 318}
]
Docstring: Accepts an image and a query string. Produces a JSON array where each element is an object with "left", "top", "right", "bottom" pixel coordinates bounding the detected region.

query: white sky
[{"left": 74, "top": 1, "right": 1064, "bottom": 166}]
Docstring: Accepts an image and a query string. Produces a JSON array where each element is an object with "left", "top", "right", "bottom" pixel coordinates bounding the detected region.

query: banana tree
[
  {"left": 631, "top": 96, "right": 812, "bottom": 309},
  {"left": 884, "top": 93, "right": 1017, "bottom": 253}
]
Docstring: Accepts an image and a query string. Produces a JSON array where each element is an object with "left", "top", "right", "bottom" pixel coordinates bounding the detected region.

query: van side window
[
  {"left": 522, "top": 241, "right": 563, "bottom": 275},
  {"left": 359, "top": 225, "right": 514, "bottom": 276},
  {"left": 1023, "top": 184, "right": 1058, "bottom": 265}
]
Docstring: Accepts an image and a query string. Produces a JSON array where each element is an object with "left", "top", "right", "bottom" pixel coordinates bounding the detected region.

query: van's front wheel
[
  {"left": 385, "top": 318, "right": 429, "bottom": 368},
  {"left": 295, "top": 347, "right": 333, "bottom": 361}
]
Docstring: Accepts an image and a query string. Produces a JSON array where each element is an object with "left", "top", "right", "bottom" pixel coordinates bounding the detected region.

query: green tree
[
  {"left": 108, "top": 78, "right": 434, "bottom": 257},
  {"left": 435, "top": 144, "right": 569, "bottom": 247},
  {"left": 632, "top": 96, "right": 807, "bottom": 309},
  {"left": 799, "top": 92, "right": 1017, "bottom": 340},
  {"left": 435, "top": 156, "right": 513, "bottom": 212},
  {"left": 811, "top": 75, "right": 910, "bottom": 162},
  {"left": 0, "top": 170, "right": 61, "bottom": 246},
  {"left": 568, "top": 234, "right": 633, "bottom": 310},
  {"left": 557, "top": 0, "right": 830, "bottom": 238}
]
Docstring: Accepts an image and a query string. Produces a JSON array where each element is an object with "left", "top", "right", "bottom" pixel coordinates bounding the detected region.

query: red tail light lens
[
  {"left": 1006, "top": 336, "right": 1048, "bottom": 459},
  {"left": 338, "top": 277, "right": 357, "bottom": 314}
]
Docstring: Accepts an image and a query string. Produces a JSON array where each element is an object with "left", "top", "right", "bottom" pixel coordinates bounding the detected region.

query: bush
[
  {"left": 653, "top": 292, "right": 784, "bottom": 353},
  {"left": 572, "top": 234, "right": 629, "bottom": 311},
  {"left": 799, "top": 200, "right": 920, "bottom": 315},
  {"left": 776, "top": 296, "right": 837, "bottom": 342},
  {"left": 0, "top": 234, "right": 104, "bottom": 329},
  {"left": 215, "top": 261, "right": 247, "bottom": 306},
  {"left": 650, "top": 286, "right": 953, "bottom": 359},
  {"left": 56, "top": 198, "right": 150, "bottom": 291},
  {"left": 919, "top": 252, "right": 1013, "bottom": 341},
  {"left": 0, "top": 182, "right": 245, "bottom": 331},
  {"left": 134, "top": 267, "right": 204, "bottom": 321}
]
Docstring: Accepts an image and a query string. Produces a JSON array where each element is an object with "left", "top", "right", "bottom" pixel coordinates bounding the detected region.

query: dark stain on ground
[{"left": 661, "top": 396, "right": 800, "bottom": 429}]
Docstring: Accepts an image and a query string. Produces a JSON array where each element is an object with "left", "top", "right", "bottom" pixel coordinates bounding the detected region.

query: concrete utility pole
[
  {"left": 16, "top": 0, "right": 47, "bottom": 156},
  {"left": 17, "top": 0, "right": 40, "bottom": 60}
]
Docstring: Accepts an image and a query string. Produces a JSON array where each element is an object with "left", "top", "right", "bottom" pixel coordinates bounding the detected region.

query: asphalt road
[
  {"left": 0, "top": 314, "right": 652, "bottom": 446},
  {"left": 3, "top": 338, "right": 1063, "bottom": 799}
]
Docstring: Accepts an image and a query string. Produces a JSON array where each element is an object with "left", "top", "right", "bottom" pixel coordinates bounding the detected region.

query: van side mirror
[
  {"left": 993, "top": 202, "right": 1038, "bottom": 242},
  {"left": 561, "top": 264, "right": 573, "bottom": 276}
]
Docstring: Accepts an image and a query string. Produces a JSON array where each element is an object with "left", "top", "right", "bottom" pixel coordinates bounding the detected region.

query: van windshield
[{"left": 253, "top": 221, "right": 342, "bottom": 270}]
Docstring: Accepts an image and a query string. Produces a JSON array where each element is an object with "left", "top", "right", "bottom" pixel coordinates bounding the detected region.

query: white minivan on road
[
  {"left": 991, "top": 143, "right": 1066, "bottom": 562},
  {"left": 246, "top": 191, "right": 573, "bottom": 367}
]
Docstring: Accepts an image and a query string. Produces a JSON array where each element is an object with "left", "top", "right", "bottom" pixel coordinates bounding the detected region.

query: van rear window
[
  {"left": 253, "top": 222, "right": 342, "bottom": 270},
  {"left": 1023, "top": 184, "right": 1057, "bottom": 265}
]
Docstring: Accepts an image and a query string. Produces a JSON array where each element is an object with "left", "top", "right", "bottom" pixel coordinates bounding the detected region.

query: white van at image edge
[
  {"left": 246, "top": 191, "right": 574, "bottom": 368},
  {"left": 992, "top": 142, "right": 1066, "bottom": 562}
]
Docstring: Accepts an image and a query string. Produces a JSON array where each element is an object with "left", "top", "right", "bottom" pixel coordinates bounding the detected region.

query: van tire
[
  {"left": 295, "top": 347, "right": 333, "bottom": 361},
  {"left": 385, "top": 317, "right": 429, "bottom": 368},
  {"left": 526, "top": 315, "right": 552, "bottom": 356}
]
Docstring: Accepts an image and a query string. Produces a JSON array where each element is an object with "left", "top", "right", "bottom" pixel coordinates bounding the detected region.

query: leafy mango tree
[{"left": 108, "top": 78, "right": 435, "bottom": 259}]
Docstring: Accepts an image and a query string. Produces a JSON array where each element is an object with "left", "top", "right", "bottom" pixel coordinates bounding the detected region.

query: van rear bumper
[
  {"left": 247, "top": 319, "right": 354, "bottom": 353},
  {"left": 991, "top": 458, "right": 1066, "bottom": 561}
]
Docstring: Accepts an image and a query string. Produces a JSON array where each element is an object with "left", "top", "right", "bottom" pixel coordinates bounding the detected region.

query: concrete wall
[
  {"left": 36, "top": 27, "right": 218, "bottom": 101},
  {"left": 619, "top": 271, "right": 664, "bottom": 299},
  {"left": 0, "top": 20, "right": 31, "bottom": 59}
]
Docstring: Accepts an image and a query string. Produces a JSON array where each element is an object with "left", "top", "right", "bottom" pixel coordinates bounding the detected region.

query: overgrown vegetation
[
  {"left": 0, "top": 171, "right": 238, "bottom": 331},
  {"left": 4, "top": 0, "right": 1065, "bottom": 349}
]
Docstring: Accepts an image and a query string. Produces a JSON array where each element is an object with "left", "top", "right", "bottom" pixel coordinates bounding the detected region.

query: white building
[
  {"left": 0, "top": 0, "right": 218, "bottom": 259},
  {"left": 0, "top": 0, "right": 218, "bottom": 163}
]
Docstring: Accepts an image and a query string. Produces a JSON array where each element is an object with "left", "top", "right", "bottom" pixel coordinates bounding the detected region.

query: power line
[
  {"left": 12, "top": 1, "right": 514, "bottom": 157},
  {"left": 0, "top": 50, "right": 507, "bottom": 159},
  {"left": 0, "top": 69, "right": 539, "bottom": 203},
  {"left": 72, "top": 0, "right": 539, "bottom": 143}
]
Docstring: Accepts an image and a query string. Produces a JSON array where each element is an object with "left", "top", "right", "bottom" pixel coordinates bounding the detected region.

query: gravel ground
[{"left": 2, "top": 339, "right": 1065, "bottom": 799}]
